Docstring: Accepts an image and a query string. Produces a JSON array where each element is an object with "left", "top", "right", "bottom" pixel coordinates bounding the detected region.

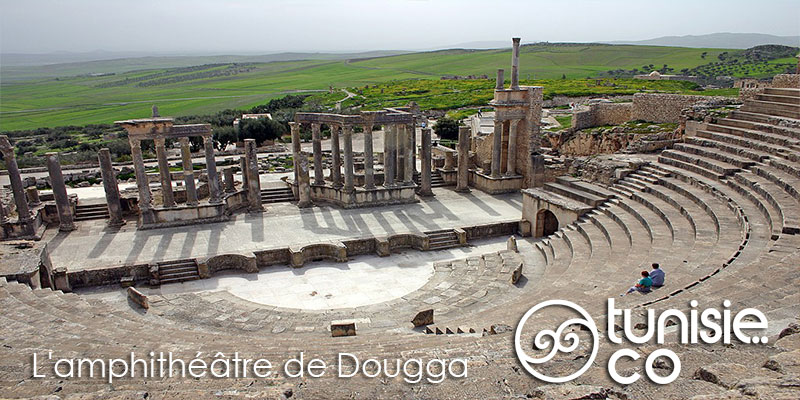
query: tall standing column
[
  {"left": 154, "top": 138, "right": 175, "bottom": 207},
  {"left": 331, "top": 125, "right": 342, "bottom": 188},
  {"left": 363, "top": 120, "right": 375, "bottom": 189},
  {"left": 342, "top": 125, "right": 355, "bottom": 193},
  {"left": 129, "top": 139, "right": 153, "bottom": 224},
  {"left": 244, "top": 139, "right": 263, "bottom": 212},
  {"left": 46, "top": 153, "right": 75, "bottom": 231},
  {"left": 506, "top": 119, "right": 519, "bottom": 176},
  {"left": 384, "top": 124, "right": 396, "bottom": 187},
  {"left": 403, "top": 124, "right": 414, "bottom": 185},
  {"left": 0, "top": 136, "right": 31, "bottom": 224},
  {"left": 239, "top": 157, "right": 248, "bottom": 188},
  {"left": 456, "top": 126, "right": 471, "bottom": 193},
  {"left": 396, "top": 124, "right": 406, "bottom": 182},
  {"left": 418, "top": 128, "right": 434, "bottom": 196},
  {"left": 98, "top": 148, "right": 124, "bottom": 226},
  {"left": 496, "top": 69, "right": 505, "bottom": 90},
  {"left": 511, "top": 37, "right": 521, "bottom": 90},
  {"left": 491, "top": 120, "right": 503, "bottom": 178},
  {"left": 311, "top": 123, "right": 324, "bottom": 185},
  {"left": 179, "top": 137, "right": 198, "bottom": 206},
  {"left": 296, "top": 151, "right": 312, "bottom": 208},
  {"left": 204, "top": 136, "right": 223, "bottom": 204},
  {"left": 290, "top": 122, "right": 302, "bottom": 185}
]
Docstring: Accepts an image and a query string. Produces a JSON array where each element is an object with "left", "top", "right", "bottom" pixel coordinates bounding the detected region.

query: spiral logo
[{"left": 514, "top": 300, "right": 599, "bottom": 383}]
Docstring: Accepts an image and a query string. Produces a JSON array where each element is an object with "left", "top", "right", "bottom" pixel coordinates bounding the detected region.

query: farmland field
[{"left": 1, "top": 44, "right": 742, "bottom": 131}]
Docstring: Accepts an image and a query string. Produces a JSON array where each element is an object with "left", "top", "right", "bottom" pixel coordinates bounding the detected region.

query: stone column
[
  {"left": 330, "top": 125, "right": 342, "bottom": 189},
  {"left": 456, "top": 126, "right": 471, "bottom": 192},
  {"left": 129, "top": 139, "right": 153, "bottom": 223},
  {"left": 0, "top": 197, "right": 8, "bottom": 224},
  {"left": 491, "top": 119, "right": 503, "bottom": 178},
  {"left": 46, "top": 153, "right": 75, "bottom": 231},
  {"left": 403, "top": 124, "right": 414, "bottom": 185},
  {"left": 418, "top": 128, "right": 434, "bottom": 196},
  {"left": 244, "top": 139, "right": 263, "bottom": 212},
  {"left": 506, "top": 119, "right": 519, "bottom": 176},
  {"left": 342, "top": 125, "right": 355, "bottom": 193},
  {"left": 239, "top": 157, "right": 248, "bottom": 188},
  {"left": 179, "top": 137, "right": 198, "bottom": 206},
  {"left": 362, "top": 119, "right": 375, "bottom": 189},
  {"left": 531, "top": 153, "right": 546, "bottom": 188},
  {"left": 223, "top": 167, "right": 236, "bottom": 193},
  {"left": 204, "top": 136, "right": 223, "bottom": 204},
  {"left": 154, "top": 138, "right": 174, "bottom": 207},
  {"left": 511, "top": 37, "right": 521, "bottom": 90},
  {"left": 496, "top": 69, "right": 505, "bottom": 90},
  {"left": 311, "top": 123, "right": 324, "bottom": 185},
  {"left": 443, "top": 151, "right": 455, "bottom": 171},
  {"left": 396, "top": 124, "right": 405, "bottom": 182},
  {"left": 98, "top": 148, "right": 124, "bottom": 226},
  {"left": 290, "top": 122, "right": 302, "bottom": 186},
  {"left": 297, "top": 152, "right": 312, "bottom": 208},
  {"left": 0, "top": 136, "right": 31, "bottom": 223},
  {"left": 384, "top": 124, "right": 396, "bottom": 187}
]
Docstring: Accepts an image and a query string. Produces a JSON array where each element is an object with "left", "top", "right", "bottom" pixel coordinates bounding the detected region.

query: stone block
[
  {"left": 53, "top": 267, "right": 71, "bottom": 293},
  {"left": 511, "top": 262, "right": 523, "bottom": 284},
  {"left": 519, "top": 219, "right": 532, "bottom": 237},
  {"left": 375, "top": 238, "right": 390, "bottom": 257},
  {"left": 411, "top": 309, "right": 434, "bottom": 327},
  {"left": 331, "top": 321, "right": 356, "bottom": 337},
  {"left": 120, "top": 276, "right": 134, "bottom": 288},
  {"left": 127, "top": 287, "right": 149, "bottom": 309},
  {"left": 506, "top": 236, "right": 518, "bottom": 252},
  {"left": 454, "top": 228, "right": 467, "bottom": 245}
]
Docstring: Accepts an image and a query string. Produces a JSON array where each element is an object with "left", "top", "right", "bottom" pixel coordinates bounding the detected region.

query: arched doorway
[{"left": 535, "top": 209, "right": 559, "bottom": 237}]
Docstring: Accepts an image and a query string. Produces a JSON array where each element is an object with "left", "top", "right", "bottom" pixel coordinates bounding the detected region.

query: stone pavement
[{"left": 47, "top": 187, "right": 522, "bottom": 271}]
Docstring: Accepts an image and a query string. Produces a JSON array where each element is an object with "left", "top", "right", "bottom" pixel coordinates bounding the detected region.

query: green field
[{"left": 1, "top": 44, "right": 742, "bottom": 131}]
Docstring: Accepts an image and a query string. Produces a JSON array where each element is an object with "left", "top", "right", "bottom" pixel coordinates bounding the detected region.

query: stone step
[
  {"left": 555, "top": 175, "right": 615, "bottom": 199},
  {"left": 673, "top": 143, "right": 756, "bottom": 169},
  {"left": 685, "top": 136, "right": 771, "bottom": 163},
  {"left": 764, "top": 87, "right": 800, "bottom": 97},
  {"left": 755, "top": 93, "right": 800, "bottom": 105},
  {"left": 641, "top": 165, "right": 671, "bottom": 178},
  {"left": 661, "top": 149, "right": 739, "bottom": 177},
  {"left": 542, "top": 182, "right": 605, "bottom": 207},
  {"left": 707, "top": 122, "right": 799, "bottom": 147},
  {"left": 658, "top": 154, "right": 725, "bottom": 181},
  {"left": 717, "top": 115, "right": 800, "bottom": 140},
  {"left": 741, "top": 100, "right": 800, "bottom": 119},
  {"left": 696, "top": 129, "right": 789, "bottom": 156}
]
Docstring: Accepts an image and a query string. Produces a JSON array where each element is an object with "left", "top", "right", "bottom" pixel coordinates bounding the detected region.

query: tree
[
  {"left": 701, "top": 52, "right": 708, "bottom": 59},
  {"left": 213, "top": 126, "right": 237, "bottom": 151},
  {"left": 433, "top": 117, "right": 460, "bottom": 141},
  {"left": 561, "top": 73, "right": 567, "bottom": 79},
  {"left": 238, "top": 117, "right": 287, "bottom": 146}
]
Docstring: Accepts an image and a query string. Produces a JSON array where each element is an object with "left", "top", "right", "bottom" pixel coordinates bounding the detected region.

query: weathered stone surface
[
  {"left": 127, "top": 287, "right": 149, "bottom": 309},
  {"left": 511, "top": 261, "right": 523, "bottom": 284},
  {"left": 694, "top": 363, "right": 751, "bottom": 389},
  {"left": 411, "top": 309, "right": 433, "bottom": 327},
  {"left": 763, "top": 350, "right": 800, "bottom": 374}
]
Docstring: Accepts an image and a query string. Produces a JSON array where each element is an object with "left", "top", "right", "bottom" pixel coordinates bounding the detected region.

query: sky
[{"left": 1, "top": 0, "right": 799, "bottom": 54}]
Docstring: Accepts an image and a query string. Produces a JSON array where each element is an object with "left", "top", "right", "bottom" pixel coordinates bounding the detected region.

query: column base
[
  {"left": 416, "top": 188, "right": 435, "bottom": 197},
  {"left": 298, "top": 200, "right": 313, "bottom": 208},
  {"left": 58, "top": 222, "right": 76, "bottom": 232},
  {"left": 455, "top": 187, "right": 472, "bottom": 193}
]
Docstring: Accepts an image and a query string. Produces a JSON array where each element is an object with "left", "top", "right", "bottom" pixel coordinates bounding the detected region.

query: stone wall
[
  {"left": 631, "top": 93, "right": 721, "bottom": 123},
  {"left": 571, "top": 103, "right": 632, "bottom": 130},
  {"left": 772, "top": 74, "right": 800, "bottom": 89}
]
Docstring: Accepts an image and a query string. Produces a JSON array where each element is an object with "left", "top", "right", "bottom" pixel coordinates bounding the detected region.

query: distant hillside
[
  {"left": 607, "top": 33, "right": 800, "bottom": 49},
  {"left": 0, "top": 51, "right": 409, "bottom": 81}
]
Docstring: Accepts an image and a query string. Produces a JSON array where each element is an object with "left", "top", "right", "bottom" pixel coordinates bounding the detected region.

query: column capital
[{"left": 154, "top": 137, "right": 166, "bottom": 146}]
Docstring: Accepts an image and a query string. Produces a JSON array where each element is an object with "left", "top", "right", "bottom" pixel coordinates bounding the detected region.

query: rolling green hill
[{"left": 0, "top": 43, "right": 745, "bottom": 131}]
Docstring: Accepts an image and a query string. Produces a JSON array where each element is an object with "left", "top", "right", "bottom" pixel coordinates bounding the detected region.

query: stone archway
[{"left": 535, "top": 209, "right": 559, "bottom": 237}]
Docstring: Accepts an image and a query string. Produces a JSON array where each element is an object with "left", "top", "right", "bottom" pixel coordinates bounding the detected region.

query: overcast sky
[{"left": 1, "top": 0, "right": 799, "bottom": 54}]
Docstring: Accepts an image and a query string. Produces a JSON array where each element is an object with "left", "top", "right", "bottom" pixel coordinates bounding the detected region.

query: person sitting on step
[
  {"left": 622, "top": 270, "right": 652, "bottom": 296},
  {"left": 649, "top": 263, "right": 665, "bottom": 288}
]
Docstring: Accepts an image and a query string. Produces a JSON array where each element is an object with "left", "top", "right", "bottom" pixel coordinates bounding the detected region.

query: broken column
[
  {"left": 418, "top": 128, "right": 434, "bottom": 196},
  {"left": 496, "top": 69, "right": 505, "bottom": 90},
  {"left": 531, "top": 153, "right": 546, "bottom": 188},
  {"left": 239, "top": 156, "right": 249, "bottom": 188},
  {"left": 456, "top": 126, "right": 471, "bottom": 192},
  {"left": 223, "top": 167, "right": 236, "bottom": 193},
  {"left": 396, "top": 124, "right": 406, "bottom": 182},
  {"left": 129, "top": 139, "right": 154, "bottom": 224},
  {"left": 46, "top": 152, "right": 75, "bottom": 231},
  {"left": 0, "top": 136, "right": 32, "bottom": 225},
  {"left": 491, "top": 120, "right": 503, "bottom": 178},
  {"left": 26, "top": 187, "right": 41, "bottom": 206},
  {"left": 311, "top": 123, "right": 324, "bottom": 185},
  {"left": 511, "top": 37, "right": 521, "bottom": 90},
  {"left": 330, "top": 125, "right": 342, "bottom": 188},
  {"left": 154, "top": 138, "right": 175, "bottom": 207},
  {"left": 362, "top": 115, "right": 376, "bottom": 189},
  {"left": 98, "top": 148, "right": 125, "bottom": 226},
  {"left": 384, "top": 124, "right": 396, "bottom": 187},
  {"left": 342, "top": 124, "right": 355, "bottom": 193},
  {"left": 297, "top": 152, "right": 312, "bottom": 208},
  {"left": 244, "top": 139, "right": 263, "bottom": 212},
  {"left": 203, "top": 136, "right": 223, "bottom": 204},
  {"left": 506, "top": 119, "right": 519, "bottom": 176},
  {"left": 179, "top": 137, "right": 198, "bottom": 206}
]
